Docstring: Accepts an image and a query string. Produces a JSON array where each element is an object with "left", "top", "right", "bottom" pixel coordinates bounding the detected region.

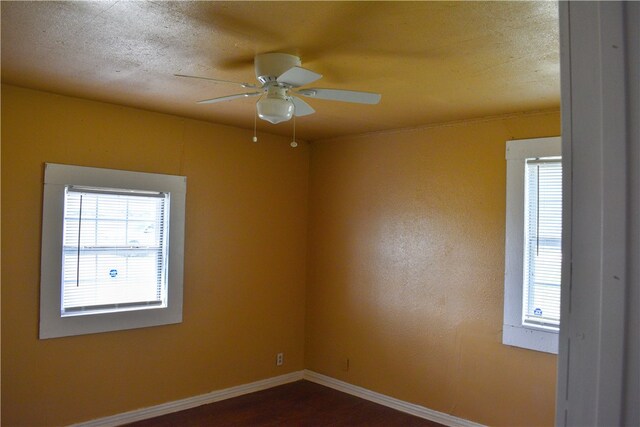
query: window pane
[
  {"left": 61, "top": 188, "right": 168, "bottom": 315},
  {"left": 523, "top": 160, "right": 562, "bottom": 328}
]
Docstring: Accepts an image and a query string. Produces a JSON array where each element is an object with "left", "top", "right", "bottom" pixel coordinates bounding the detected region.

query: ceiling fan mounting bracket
[
  {"left": 255, "top": 53, "right": 301, "bottom": 85},
  {"left": 265, "top": 85, "right": 290, "bottom": 100},
  {"left": 257, "top": 75, "right": 277, "bottom": 86}
]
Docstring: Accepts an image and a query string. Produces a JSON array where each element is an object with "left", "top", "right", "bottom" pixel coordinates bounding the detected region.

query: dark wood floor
[{"left": 126, "top": 380, "right": 444, "bottom": 426}]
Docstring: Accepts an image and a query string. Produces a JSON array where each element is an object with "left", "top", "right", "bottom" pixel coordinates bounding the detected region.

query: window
[
  {"left": 61, "top": 187, "right": 169, "bottom": 316},
  {"left": 503, "top": 137, "right": 562, "bottom": 353},
  {"left": 40, "top": 163, "right": 186, "bottom": 339}
]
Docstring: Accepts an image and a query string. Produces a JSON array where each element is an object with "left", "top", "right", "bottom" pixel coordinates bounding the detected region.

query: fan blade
[
  {"left": 277, "top": 67, "right": 322, "bottom": 88},
  {"left": 292, "top": 96, "right": 315, "bottom": 117},
  {"left": 296, "top": 88, "right": 381, "bottom": 104},
  {"left": 175, "top": 74, "right": 257, "bottom": 89},
  {"left": 197, "top": 92, "right": 262, "bottom": 104}
]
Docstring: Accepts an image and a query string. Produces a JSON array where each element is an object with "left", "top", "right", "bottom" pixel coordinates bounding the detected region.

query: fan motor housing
[{"left": 255, "top": 53, "right": 301, "bottom": 85}]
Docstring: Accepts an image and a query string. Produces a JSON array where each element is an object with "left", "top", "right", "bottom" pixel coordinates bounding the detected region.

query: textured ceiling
[{"left": 1, "top": 1, "right": 560, "bottom": 141}]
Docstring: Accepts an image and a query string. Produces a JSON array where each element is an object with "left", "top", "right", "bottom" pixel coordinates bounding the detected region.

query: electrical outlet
[{"left": 276, "top": 352, "right": 284, "bottom": 366}]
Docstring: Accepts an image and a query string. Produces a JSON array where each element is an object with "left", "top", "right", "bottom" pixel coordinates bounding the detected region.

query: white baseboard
[
  {"left": 303, "top": 370, "right": 485, "bottom": 427},
  {"left": 71, "top": 369, "right": 483, "bottom": 427},
  {"left": 70, "top": 371, "right": 304, "bottom": 427}
]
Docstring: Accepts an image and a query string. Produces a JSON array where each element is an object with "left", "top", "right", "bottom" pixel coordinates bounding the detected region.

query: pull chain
[
  {"left": 290, "top": 114, "right": 298, "bottom": 148},
  {"left": 252, "top": 101, "right": 258, "bottom": 143}
]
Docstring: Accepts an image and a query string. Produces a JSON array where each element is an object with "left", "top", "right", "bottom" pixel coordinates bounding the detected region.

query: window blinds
[
  {"left": 523, "top": 159, "right": 562, "bottom": 328},
  {"left": 61, "top": 186, "right": 169, "bottom": 316}
]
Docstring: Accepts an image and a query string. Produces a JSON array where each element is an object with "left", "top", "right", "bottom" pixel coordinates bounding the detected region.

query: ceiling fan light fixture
[{"left": 256, "top": 86, "right": 294, "bottom": 124}]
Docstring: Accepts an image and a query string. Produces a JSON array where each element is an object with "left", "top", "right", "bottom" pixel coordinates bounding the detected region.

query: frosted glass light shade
[{"left": 257, "top": 97, "right": 294, "bottom": 124}]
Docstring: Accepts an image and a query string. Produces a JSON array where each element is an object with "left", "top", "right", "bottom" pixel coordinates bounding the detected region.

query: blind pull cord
[
  {"left": 76, "top": 194, "right": 83, "bottom": 287},
  {"left": 536, "top": 165, "right": 540, "bottom": 256}
]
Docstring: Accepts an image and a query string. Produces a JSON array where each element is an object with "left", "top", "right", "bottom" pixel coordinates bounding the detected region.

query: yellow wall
[
  {"left": 1, "top": 83, "right": 561, "bottom": 427},
  {"left": 1, "top": 85, "right": 309, "bottom": 426},
  {"left": 305, "top": 112, "right": 561, "bottom": 426}
]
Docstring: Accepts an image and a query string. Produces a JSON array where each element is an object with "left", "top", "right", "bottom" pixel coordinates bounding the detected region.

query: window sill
[{"left": 502, "top": 324, "right": 559, "bottom": 354}]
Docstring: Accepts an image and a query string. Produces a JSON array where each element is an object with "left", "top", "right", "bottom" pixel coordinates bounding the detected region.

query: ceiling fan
[{"left": 176, "top": 53, "right": 382, "bottom": 125}]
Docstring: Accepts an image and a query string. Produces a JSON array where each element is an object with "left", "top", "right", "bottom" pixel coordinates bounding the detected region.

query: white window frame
[
  {"left": 503, "top": 137, "right": 561, "bottom": 354},
  {"left": 39, "top": 163, "right": 186, "bottom": 339}
]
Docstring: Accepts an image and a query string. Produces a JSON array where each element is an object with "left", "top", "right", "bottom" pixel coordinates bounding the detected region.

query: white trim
[
  {"left": 69, "top": 371, "right": 304, "bottom": 427},
  {"left": 39, "top": 163, "right": 187, "bottom": 339},
  {"left": 557, "top": 2, "right": 639, "bottom": 425},
  {"left": 502, "top": 324, "right": 558, "bottom": 354},
  {"left": 303, "top": 370, "right": 485, "bottom": 427},
  {"left": 69, "top": 370, "right": 484, "bottom": 427},
  {"left": 505, "top": 136, "right": 561, "bottom": 160}
]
